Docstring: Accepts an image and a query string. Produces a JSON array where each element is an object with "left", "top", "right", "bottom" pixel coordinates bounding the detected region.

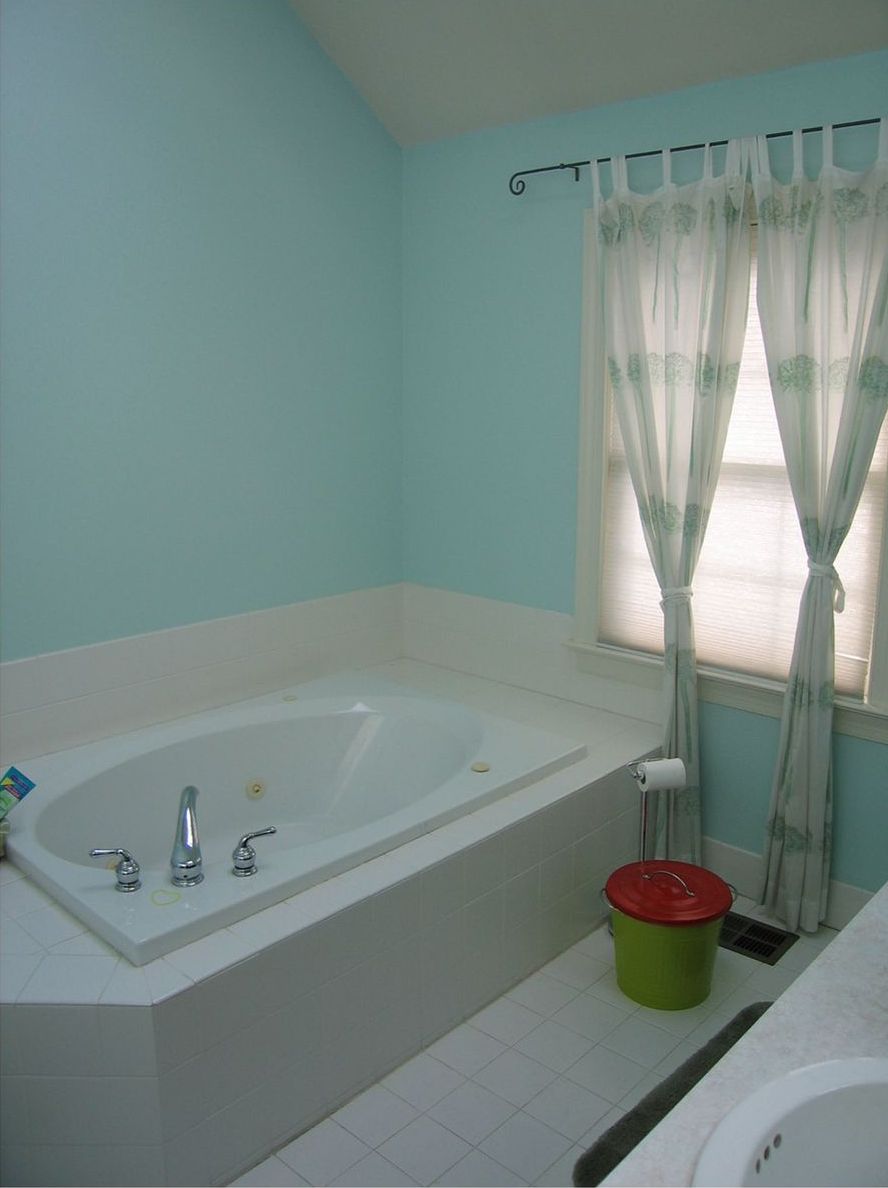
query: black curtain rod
[{"left": 508, "top": 116, "right": 881, "bottom": 195}]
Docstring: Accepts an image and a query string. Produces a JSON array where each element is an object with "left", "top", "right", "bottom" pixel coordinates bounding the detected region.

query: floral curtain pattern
[
  {"left": 590, "top": 144, "right": 752, "bottom": 862},
  {"left": 753, "top": 120, "right": 888, "bottom": 932}
]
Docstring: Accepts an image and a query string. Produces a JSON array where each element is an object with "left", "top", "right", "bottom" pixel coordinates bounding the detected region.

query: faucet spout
[{"left": 170, "top": 784, "right": 203, "bottom": 887}]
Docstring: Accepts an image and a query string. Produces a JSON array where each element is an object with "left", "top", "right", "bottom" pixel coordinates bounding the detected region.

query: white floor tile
[
  {"left": 230, "top": 1155, "right": 310, "bottom": 1186},
  {"left": 16, "top": 904, "right": 86, "bottom": 949},
  {"left": 514, "top": 1019, "right": 595, "bottom": 1073},
  {"left": 684, "top": 1005, "right": 743, "bottom": 1048},
  {"left": 331, "top": 1083, "right": 419, "bottom": 1147},
  {"left": 507, "top": 971, "right": 582, "bottom": 1017},
  {"left": 378, "top": 1115, "right": 472, "bottom": 1185},
  {"left": 473, "top": 1048, "right": 559, "bottom": 1108},
  {"left": 533, "top": 1143, "right": 587, "bottom": 1186},
  {"left": 479, "top": 1111, "right": 574, "bottom": 1181},
  {"left": 330, "top": 1151, "right": 416, "bottom": 1186},
  {"left": 650, "top": 1040, "right": 700, "bottom": 1080},
  {"left": 428, "top": 1080, "right": 517, "bottom": 1145},
  {"left": 632, "top": 997, "right": 723, "bottom": 1038},
  {"left": 577, "top": 1105, "right": 625, "bottom": 1150},
  {"left": 276, "top": 1119, "right": 370, "bottom": 1185},
  {"left": 571, "top": 926, "right": 615, "bottom": 966},
  {"left": 523, "top": 1076, "right": 612, "bottom": 1140},
  {"left": 470, "top": 997, "right": 545, "bottom": 1045},
  {"left": 540, "top": 950, "right": 611, "bottom": 991},
  {"left": 550, "top": 991, "right": 629, "bottom": 1042},
  {"left": 562, "top": 1044, "right": 647, "bottom": 1103},
  {"left": 782, "top": 928, "right": 836, "bottom": 967},
  {"left": 426, "top": 1022, "right": 507, "bottom": 1076},
  {"left": 744, "top": 962, "right": 800, "bottom": 998},
  {"left": 0, "top": 917, "right": 44, "bottom": 956},
  {"left": 383, "top": 1051, "right": 466, "bottom": 1111},
  {"left": 583, "top": 968, "right": 639, "bottom": 1011},
  {"left": 709, "top": 948, "right": 758, "bottom": 995},
  {"left": 434, "top": 1148, "right": 528, "bottom": 1186},
  {"left": 615, "top": 1067, "right": 663, "bottom": 1111},
  {"left": 18, "top": 953, "right": 117, "bottom": 1004},
  {"left": 600, "top": 1017, "right": 680, "bottom": 1069},
  {"left": 707, "top": 980, "right": 780, "bottom": 1024}
]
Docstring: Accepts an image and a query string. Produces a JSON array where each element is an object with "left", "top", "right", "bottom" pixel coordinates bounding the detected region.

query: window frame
[{"left": 571, "top": 211, "right": 888, "bottom": 744}]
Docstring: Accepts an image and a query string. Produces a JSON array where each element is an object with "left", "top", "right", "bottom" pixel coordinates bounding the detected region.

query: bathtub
[{"left": 7, "top": 673, "right": 586, "bottom": 964}]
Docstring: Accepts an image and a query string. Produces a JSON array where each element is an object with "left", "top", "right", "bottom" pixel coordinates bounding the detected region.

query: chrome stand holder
[{"left": 627, "top": 759, "right": 650, "bottom": 862}]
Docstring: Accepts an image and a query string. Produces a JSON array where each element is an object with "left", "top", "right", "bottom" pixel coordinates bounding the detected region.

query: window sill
[{"left": 566, "top": 639, "right": 888, "bottom": 744}]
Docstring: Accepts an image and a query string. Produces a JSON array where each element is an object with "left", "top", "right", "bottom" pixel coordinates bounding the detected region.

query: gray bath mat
[{"left": 572, "top": 1000, "right": 772, "bottom": 1187}]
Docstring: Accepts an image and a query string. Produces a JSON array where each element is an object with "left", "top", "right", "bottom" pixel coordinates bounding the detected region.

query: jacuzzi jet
[
  {"left": 246, "top": 780, "right": 267, "bottom": 800},
  {"left": 471, "top": 761, "right": 491, "bottom": 773}
]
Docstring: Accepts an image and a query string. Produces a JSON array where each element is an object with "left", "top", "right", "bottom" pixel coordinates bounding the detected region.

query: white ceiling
[{"left": 289, "top": 0, "right": 888, "bottom": 146}]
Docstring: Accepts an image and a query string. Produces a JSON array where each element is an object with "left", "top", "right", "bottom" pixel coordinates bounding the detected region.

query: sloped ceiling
[{"left": 290, "top": 0, "right": 888, "bottom": 145}]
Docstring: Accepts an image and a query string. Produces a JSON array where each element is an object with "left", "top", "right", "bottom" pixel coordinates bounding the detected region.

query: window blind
[{"left": 599, "top": 238, "right": 887, "bottom": 698}]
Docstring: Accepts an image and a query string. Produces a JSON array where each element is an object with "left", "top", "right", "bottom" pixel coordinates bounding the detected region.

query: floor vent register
[{"left": 718, "top": 912, "right": 799, "bottom": 965}]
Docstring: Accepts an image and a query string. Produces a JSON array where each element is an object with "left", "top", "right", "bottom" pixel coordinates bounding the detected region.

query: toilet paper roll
[{"left": 633, "top": 757, "right": 686, "bottom": 791}]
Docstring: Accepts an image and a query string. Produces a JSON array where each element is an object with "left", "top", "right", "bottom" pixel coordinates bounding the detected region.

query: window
[{"left": 574, "top": 229, "right": 888, "bottom": 728}]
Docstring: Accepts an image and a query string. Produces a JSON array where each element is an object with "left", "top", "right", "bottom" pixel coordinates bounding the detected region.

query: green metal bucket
[
  {"left": 605, "top": 861, "right": 733, "bottom": 1011},
  {"left": 610, "top": 909, "right": 723, "bottom": 1010}
]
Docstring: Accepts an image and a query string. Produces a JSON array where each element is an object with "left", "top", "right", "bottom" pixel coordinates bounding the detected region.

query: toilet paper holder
[{"left": 627, "top": 757, "right": 687, "bottom": 861}]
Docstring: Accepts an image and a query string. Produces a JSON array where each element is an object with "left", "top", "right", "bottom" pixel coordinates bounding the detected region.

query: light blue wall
[
  {"left": 700, "top": 704, "right": 887, "bottom": 892},
  {"left": 402, "top": 53, "right": 888, "bottom": 891},
  {"left": 3, "top": 11, "right": 885, "bottom": 892},
  {"left": 0, "top": 0, "right": 402, "bottom": 660},
  {"left": 403, "top": 52, "right": 887, "bottom": 609}
]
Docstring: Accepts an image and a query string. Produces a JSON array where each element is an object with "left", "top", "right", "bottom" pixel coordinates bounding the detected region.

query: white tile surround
[
  {"left": 0, "top": 582, "right": 882, "bottom": 1186},
  {"left": 0, "top": 586, "right": 404, "bottom": 764},
  {"left": 0, "top": 648, "right": 661, "bottom": 1186},
  {"left": 0, "top": 583, "right": 660, "bottom": 769},
  {"left": 401, "top": 586, "right": 662, "bottom": 725}
]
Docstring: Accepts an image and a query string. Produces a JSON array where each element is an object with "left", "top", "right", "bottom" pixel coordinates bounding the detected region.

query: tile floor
[{"left": 230, "top": 898, "right": 836, "bottom": 1187}]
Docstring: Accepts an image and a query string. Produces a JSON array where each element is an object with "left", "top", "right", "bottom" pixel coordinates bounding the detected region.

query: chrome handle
[
  {"left": 641, "top": 869, "right": 696, "bottom": 896},
  {"left": 232, "top": 827, "right": 277, "bottom": 877},
  {"left": 89, "top": 847, "right": 141, "bottom": 892}
]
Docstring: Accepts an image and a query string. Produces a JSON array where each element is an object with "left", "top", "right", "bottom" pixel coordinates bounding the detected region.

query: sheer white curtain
[
  {"left": 753, "top": 120, "right": 888, "bottom": 931},
  {"left": 589, "top": 144, "right": 752, "bottom": 862}
]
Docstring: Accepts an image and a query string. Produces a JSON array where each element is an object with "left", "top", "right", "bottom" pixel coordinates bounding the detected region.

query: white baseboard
[{"left": 702, "top": 836, "right": 872, "bottom": 931}]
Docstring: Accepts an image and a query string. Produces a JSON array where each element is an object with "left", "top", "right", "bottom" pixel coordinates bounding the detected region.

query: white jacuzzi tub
[{"left": 7, "top": 673, "right": 586, "bottom": 963}]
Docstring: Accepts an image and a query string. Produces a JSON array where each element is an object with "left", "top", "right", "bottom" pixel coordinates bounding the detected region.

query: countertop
[{"left": 602, "top": 876, "right": 888, "bottom": 1186}]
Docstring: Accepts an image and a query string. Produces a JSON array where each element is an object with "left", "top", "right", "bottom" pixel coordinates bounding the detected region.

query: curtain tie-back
[
  {"left": 807, "top": 561, "right": 846, "bottom": 613},
  {"left": 660, "top": 586, "right": 693, "bottom": 609}
]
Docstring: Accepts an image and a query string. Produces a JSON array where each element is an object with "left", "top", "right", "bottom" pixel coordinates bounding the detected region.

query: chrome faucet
[{"left": 170, "top": 784, "right": 203, "bottom": 887}]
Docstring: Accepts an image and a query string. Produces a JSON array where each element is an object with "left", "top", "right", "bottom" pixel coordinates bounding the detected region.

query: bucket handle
[{"left": 641, "top": 869, "right": 696, "bottom": 896}]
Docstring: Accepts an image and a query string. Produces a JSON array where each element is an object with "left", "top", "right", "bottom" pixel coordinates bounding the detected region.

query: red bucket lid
[{"left": 605, "top": 861, "right": 732, "bottom": 926}]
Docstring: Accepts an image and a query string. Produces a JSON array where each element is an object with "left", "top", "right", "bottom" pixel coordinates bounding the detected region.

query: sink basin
[{"left": 692, "top": 1057, "right": 888, "bottom": 1186}]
